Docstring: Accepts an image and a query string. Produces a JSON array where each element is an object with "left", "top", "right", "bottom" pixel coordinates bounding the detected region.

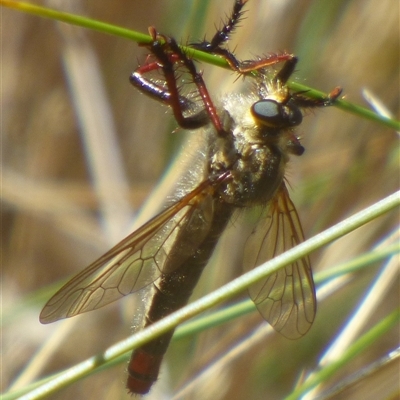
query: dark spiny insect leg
[
  {"left": 273, "top": 57, "right": 298, "bottom": 85},
  {"left": 292, "top": 86, "right": 343, "bottom": 108},
  {"left": 130, "top": 59, "right": 175, "bottom": 105},
  {"left": 272, "top": 57, "right": 342, "bottom": 108},
  {"left": 153, "top": 31, "right": 228, "bottom": 137},
  {"left": 209, "top": 0, "right": 249, "bottom": 49},
  {"left": 190, "top": 0, "right": 295, "bottom": 74},
  {"left": 130, "top": 54, "right": 204, "bottom": 116},
  {"left": 131, "top": 28, "right": 209, "bottom": 130},
  {"left": 191, "top": 0, "right": 248, "bottom": 70},
  {"left": 236, "top": 53, "right": 295, "bottom": 74}
]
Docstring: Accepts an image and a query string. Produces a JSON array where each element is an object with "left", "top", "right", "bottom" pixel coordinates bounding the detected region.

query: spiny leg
[
  {"left": 191, "top": 0, "right": 248, "bottom": 70},
  {"left": 130, "top": 54, "right": 187, "bottom": 107},
  {"left": 132, "top": 27, "right": 227, "bottom": 136},
  {"left": 130, "top": 34, "right": 209, "bottom": 129},
  {"left": 191, "top": 0, "right": 294, "bottom": 74},
  {"left": 270, "top": 56, "right": 342, "bottom": 108},
  {"left": 292, "top": 86, "right": 343, "bottom": 108}
]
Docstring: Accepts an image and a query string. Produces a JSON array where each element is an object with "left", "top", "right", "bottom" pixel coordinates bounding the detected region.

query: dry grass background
[{"left": 2, "top": 0, "right": 399, "bottom": 399}]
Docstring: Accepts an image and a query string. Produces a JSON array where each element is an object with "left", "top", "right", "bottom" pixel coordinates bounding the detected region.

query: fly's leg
[
  {"left": 270, "top": 56, "right": 342, "bottom": 108},
  {"left": 272, "top": 56, "right": 299, "bottom": 85},
  {"left": 130, "top": 44, "right": 209, "bottom": 129},
  {"left": 130, "top": 53, "right": 189, "bottom": 108},
  {"left": 152, "top": 29, "right": 228, "bottom": 136},
  {"left": 292, "top": 86, "right": 343, "bottom": 108},
  {"left": 130, "top": 27, "right": 227, "bottom": 136},
  {"left": 192, "top": 0, "right": 340, "bottom": 103},
  {"left": 190, "top": 0, "right": 248, "bottom": 70},
  {"left": 190, "top": 0, "right": 294, "bottom": 73}
]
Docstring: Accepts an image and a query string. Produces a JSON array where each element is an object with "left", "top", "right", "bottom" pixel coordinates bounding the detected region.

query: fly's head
[
  {"left": 254, "top": 72, "right": 302, "bottom": 126},
  {"left": 249, "top": 70, "right": 306, "bottom": 157}
]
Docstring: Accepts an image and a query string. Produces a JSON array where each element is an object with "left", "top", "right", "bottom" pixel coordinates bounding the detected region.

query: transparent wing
[
  {"left": 243, "top": 183, "right": 316, "bottom": 339},
  {"left": 40, "top": 179, "right": 216, "bottom": 324}
]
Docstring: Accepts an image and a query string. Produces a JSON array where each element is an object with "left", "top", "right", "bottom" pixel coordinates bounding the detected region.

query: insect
[{"left": 40, "top": 0, "right": 342, "bottom": 395}]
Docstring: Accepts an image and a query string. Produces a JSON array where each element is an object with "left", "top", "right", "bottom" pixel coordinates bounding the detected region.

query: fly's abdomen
[{"left": 126, "top": 203, "right": 234, "bottom": 394}]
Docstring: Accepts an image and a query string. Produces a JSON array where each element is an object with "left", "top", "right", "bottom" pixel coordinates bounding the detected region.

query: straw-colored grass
[{"left": 2, "top": 1, "right": 399, "bottom": 399}]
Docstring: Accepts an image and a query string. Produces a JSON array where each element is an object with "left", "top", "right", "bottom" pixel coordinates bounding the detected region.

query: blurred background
[{"left": 2, "top": 0, "right": 399, "bottom": 399}]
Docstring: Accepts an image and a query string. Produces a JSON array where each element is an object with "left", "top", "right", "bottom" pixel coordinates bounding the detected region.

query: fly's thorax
[{"left": 209, "top": 92, "right": 304, "bottom": 207}]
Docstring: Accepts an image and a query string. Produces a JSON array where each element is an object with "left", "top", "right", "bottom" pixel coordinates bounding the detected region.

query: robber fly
[{"left": 40, "top": 0, "right": 342, "bottom": 395}]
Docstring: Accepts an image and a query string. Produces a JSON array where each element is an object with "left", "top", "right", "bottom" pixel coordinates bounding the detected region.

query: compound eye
[
  {"left": 251, "top": 99, "right": 303, "bottom": 128},
  {"left": 286, "top": 103, "right": 303, "bottom": 126},
  {"left": 251, "top": 100, "right": 282, "bottom": 127}
]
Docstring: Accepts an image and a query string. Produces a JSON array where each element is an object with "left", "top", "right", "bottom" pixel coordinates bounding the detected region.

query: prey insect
[{"left": 40, "top": 0, "right": 342, "bottom": 395}]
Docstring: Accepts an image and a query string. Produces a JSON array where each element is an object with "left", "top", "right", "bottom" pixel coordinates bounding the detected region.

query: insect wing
[
  {"left": 243, "top": 183, "right": 316, "bottom": 339},
  {"left": 40, "top": 180, "right": 215, "bottom": 324}
]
